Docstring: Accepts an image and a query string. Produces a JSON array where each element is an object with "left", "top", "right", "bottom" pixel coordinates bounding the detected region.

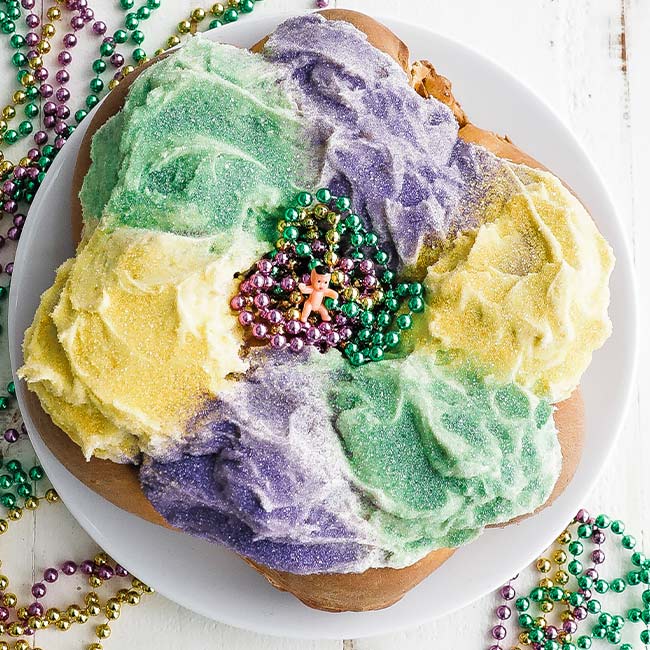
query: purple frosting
[
  {"left": 140, "top": 351, "right": 374, "bottom": 574},
  {"left": 140, "top": 452, "right": 366, "bottom": 573},
  {"left": 263, "top": 14, "right": 500, "bottom": 266}
]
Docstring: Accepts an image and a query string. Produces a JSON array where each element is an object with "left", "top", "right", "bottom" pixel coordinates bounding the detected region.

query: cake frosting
[
  {"left": 20, "top": 15, "right": 614, "bottom": 576},
  {"left": 423, "top": 163, "right": 614, "bottom": 402},
  {"left": 79, "top": 37, "right": 312, "bottom": 250},
  {"left": 21, "top": 226, "right": 253, "bottom": 461},
  {"left": 141, "top": 349, "right": 560, "bottom": 573},
  {"left": 263, "top": 15, "right": 501, "bottom": 268}
]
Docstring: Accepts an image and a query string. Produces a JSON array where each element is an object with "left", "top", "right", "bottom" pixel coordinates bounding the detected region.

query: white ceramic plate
[{"left": 8, "top": 12, "right": 638, "bottom": 640}]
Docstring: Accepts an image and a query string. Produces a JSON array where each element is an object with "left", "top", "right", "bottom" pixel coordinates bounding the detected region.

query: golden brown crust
[
  {"left": 407, "top": 59, "right": 551, "bottom": 172},
  {"left": 459, "top": 122, "right": 552, "bottom": 171},
  {"left": 44, "top": 9, "right": 586, "bottom": 613},
  {"left": 545, "top": 391, "right": 585, "bottom": 508},
  {"left": 244, "top": 547, "right": 456, "bottom": 612},
  {"left": 410, "top": 60, "right": 468, "bottom": 127}
]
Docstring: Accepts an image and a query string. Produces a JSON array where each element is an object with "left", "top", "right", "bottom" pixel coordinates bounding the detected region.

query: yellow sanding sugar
[
  {"left": 20, "top": 259, "right": 140, "bottom": 461},
  {"left": 20, "top": 226, "right": 259, "bottom": 462},
  {"left": 423, "top": 162, "right": 614, "bottom": 403}
]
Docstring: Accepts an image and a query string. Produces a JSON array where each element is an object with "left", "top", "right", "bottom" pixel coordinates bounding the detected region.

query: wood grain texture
[{"left": 2, "top": 1, "right": 645, "bottom": 648}]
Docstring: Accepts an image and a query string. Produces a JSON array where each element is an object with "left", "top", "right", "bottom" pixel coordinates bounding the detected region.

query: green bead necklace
[
  {"left": 84, "top": 0, "right": 163, "bottom": 111},
  {"left": 0, "top": 2, "right": 68, "bottom": 150},
  {"left": 0, "top": 457, "right": 45, "bottom": 508},
  {"left": 231, "top": 189, "right": 424, "bottom": 365},
  {"left": 495, "top": 509, "right": 650, "bottom": 650}
]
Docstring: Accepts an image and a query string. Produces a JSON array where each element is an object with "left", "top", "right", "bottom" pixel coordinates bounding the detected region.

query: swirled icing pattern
[
  {"left": 20, "top": 16, "right": 614, "bottom": 575},
  {"left": 79, "top": 38, "right": 312, "bottom": 249},
  {"left": 140, "top": 350, "right": 560, "bottom": 573},
  {"left": 263, "top": 15, "right": 501, "bottom": 268},
  {"left": 21, "top": 226, "right": 256, "bottom": 461},
  {"left": 424, "top": 163, "right": 614, "bottom": 402}
]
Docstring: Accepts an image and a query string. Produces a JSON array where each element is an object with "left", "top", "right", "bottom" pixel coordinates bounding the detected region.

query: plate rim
[{"left": 8, "top": 10, "right": 638, "bottom": 639}]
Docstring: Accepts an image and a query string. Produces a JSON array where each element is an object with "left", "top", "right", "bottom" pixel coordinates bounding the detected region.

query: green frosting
[
  {"left": 80, "top": 36, "right": 312, "bottom": 249},
  {"left": 332, "top": 351, "right": 561, "bottom": 553}
]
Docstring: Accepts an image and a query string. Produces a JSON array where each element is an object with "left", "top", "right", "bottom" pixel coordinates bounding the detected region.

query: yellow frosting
[
  {"left": 423, "top": 162, "right": 614, "bottom": 402},
  {"left": 20, "top": 226, "right": 257, "bottom": 462}
]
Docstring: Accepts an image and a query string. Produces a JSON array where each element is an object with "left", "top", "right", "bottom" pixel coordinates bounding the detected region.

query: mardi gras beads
[
  {"left": 172, "top": 0, "right": 261, "bottom": 39},
  {"left": 490, "top": 578, "right": 518, "bottom": 645},
  {"left": 2, "top": 417, "right": 24, "bottom": 445},
  {"left": 88, "top": 0, "right": 164, "bottom": 99},
  {"left": 0, "top": 552, "right": 152, "bottom": 645},
  {"left": 489, "top": 509, "right": 650, "bottom": 650},
  {"left": 0, "top": 452, "right": 44, "bottom": 509},
  {"left": 230, "top": 189, "right": 425, "bottom": 365},
  {"left": 0, "top": 453, "right": 153, "bottom": 647},
  {"left": 0, "top": 0, "right": 115, "bottom": 242}
]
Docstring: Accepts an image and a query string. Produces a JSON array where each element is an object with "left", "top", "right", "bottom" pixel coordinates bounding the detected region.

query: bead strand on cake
[{"left": 231, "top": 189, "right": 426, "bottom": 365}]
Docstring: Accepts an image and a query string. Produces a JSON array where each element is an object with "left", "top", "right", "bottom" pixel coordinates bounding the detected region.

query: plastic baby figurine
[{"left": 299, "top": 266, "right": 339, "bottom": 323}]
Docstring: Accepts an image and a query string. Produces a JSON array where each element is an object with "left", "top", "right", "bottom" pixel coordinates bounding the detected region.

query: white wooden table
[{"left": 1, "top": 1, "right": 647, "bottom": 648}]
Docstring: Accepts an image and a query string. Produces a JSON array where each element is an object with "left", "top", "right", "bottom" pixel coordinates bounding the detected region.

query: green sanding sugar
[
  {"left": 80, "top": 36, "right": 313, "bottom": 248},
  {"left": 494, "top": 384, "right": 531, "bottom": 419},
  {"left": 332, "top": 351, "right": 560, "bottom": 551}
]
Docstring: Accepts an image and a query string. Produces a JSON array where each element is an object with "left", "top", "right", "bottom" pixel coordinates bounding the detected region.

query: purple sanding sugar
[
  {"left": 140, "top": 454, "right": 366, "bottom": 573},
  {"left": 263, "top": 14, "right": 501, "bottom": 267},
  {"left": 140, "top": 350, "right": 372, "bottom": 574}
]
